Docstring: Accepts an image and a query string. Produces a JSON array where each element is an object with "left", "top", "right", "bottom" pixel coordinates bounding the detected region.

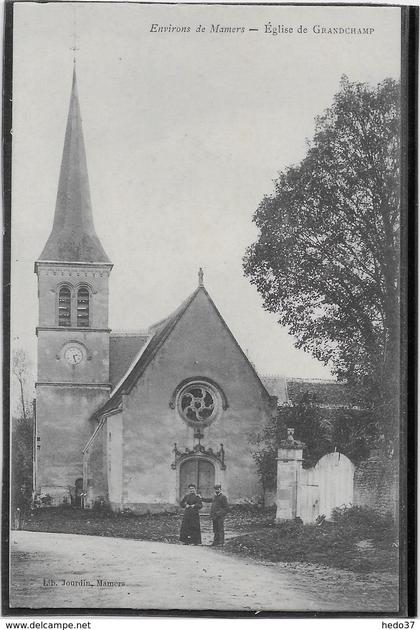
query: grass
[
  {"left": 22, "top": 505, "right": 183, "bottom": 543},
  {"left": 19, "top": 504, "right": 398, "bottom": 574},
  {"left": 224, "top": 506, "right": 399, "bottom": 573}
]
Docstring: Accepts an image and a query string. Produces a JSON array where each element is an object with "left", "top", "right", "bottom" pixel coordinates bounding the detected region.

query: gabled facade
[{"left": 83, "top": 284, "right": 277, "bottom": 512}]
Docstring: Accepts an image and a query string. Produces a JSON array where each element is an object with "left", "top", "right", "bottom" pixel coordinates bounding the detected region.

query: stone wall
[
  {"left": 36, "top": 384, "right": 108, "bottom": 502},
  {"left": 83, "top": 421, "right": 108, "bottom": 508},
  {"left": 107, "top": 414, "right": 123, "bottom": 510},
  {"left": 353, "top": 453, "right": 399, "bottom": 518}
]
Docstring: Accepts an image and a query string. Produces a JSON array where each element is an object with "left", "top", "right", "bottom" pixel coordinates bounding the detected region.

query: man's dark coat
[
  {"left": 210, "top": 492, "right": 229, "bottom": 545},
  {"left": 210, "top": 492, "right": 229, "bottom": 518}
]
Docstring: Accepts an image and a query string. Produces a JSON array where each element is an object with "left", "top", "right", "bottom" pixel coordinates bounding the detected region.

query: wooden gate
[
  {"left": 299, "top": 466, "right": 320, "bottom": 523},
  {"left": 297, "top": 452, "right": 355, "bottom": 523}
]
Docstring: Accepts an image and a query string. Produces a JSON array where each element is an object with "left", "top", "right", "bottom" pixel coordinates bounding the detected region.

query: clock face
[{"left": 64, "top": 345, "right": 84, "bottom": 365}]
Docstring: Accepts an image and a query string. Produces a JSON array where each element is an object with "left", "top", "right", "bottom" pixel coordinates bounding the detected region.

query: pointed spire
[
  {"left": 39, "top": 68, "right": 110, "bottom": 263},
  {"left": 198, "top": 267, "right": 204, "bottom": 287}
]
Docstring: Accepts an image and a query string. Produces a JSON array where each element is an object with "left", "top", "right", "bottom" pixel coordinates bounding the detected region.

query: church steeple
[{"left": 39, "top": 67, "right": 110, "bottom": 263}]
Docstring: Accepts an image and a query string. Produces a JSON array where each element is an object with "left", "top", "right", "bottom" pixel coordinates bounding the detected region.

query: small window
[
  {"left": 58, "top": 286, "right": 71, "bottom": 327},
  {"left": 77, "top": 287, "right": 90, "bottom": 327}
]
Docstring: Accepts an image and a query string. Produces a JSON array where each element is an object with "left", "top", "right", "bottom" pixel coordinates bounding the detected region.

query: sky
[{"left": 11, "top": 2, "right": 401, "bottom": 399}]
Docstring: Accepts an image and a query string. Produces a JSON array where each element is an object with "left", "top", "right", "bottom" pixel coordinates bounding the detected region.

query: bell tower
[{"left": 34, "top": 67, "right": 113, "bottom": 504}]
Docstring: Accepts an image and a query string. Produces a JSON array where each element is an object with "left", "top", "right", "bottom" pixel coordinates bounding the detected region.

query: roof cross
[
  {"left": 198, "top": 267, "right": 204, "bottom": 287},
  {"left": 70, "top": 8, "right": 79, "bottom": 64}
]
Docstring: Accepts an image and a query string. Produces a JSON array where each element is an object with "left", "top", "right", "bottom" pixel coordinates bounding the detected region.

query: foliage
[
  {"left": 278, "top": 396, "right": 334, "bottom": 468},
  {"left": 330, "top": 505, "right": 397, "bottom": 546},
  {"left": 252, "top": 393, "right": 373, "bottom": 488},
  {"left": 243, "top": 76, "right": 400, "bottom": 433},
  {"left": 11, "top": 349, "right": 34, "bottom": 515},
  {"left": 225, "top": 505, "right": 398, "bottom": 573},
  {"left": 11, "top": 415, "right": 33, "bottom": 514},
  {"left": 92, "top": 496, "right": 110, "bottom": 512},
  {"left": 281, "top": 395, "right": 374, "bottom": 467},
  {"left": 251, "top": 412, "right": 285, "bottom": 492},
  {"left": 330, "top": 409, "right": 375, "bottom": 464},
  {"left": 35, "top": 494, "right": 53, "bottom": 507}
]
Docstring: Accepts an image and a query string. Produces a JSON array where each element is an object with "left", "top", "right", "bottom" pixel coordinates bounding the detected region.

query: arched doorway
[{"left": 179, "top": 458, "right": 215, "bottom": 502}]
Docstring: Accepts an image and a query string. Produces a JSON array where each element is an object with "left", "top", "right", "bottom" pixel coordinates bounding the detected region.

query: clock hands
[{"left": 64, "top": 346, "right": 83, "bottom": 365}]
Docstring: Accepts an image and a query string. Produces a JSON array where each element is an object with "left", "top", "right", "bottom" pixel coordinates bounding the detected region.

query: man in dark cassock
[
  {"left": 210, "top": 484, "right": 229, "bottom": 546},
  {"left": 179, "top": 484, "right": 203, "bottom": 545}
]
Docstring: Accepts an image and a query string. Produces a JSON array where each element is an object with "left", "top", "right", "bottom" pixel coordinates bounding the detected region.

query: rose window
[{"left": 176, "top": 381, "right": 222, "bottom": 427}]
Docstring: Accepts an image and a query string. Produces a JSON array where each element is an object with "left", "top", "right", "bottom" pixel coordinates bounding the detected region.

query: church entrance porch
[{"left": 173, "top": 442, "right": 226, "bottom": 511}]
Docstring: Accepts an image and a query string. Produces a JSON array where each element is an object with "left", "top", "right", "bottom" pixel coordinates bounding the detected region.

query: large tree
[{"left": 244, "top": 76, "right": 400, "bottom": 430}]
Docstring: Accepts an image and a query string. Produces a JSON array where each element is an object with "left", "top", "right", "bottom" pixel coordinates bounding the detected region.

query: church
[{"left": 34, "top": 69, "right": 287, "bottom": 512}]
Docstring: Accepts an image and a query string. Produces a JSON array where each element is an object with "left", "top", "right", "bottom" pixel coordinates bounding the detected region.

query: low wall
[{"left": 119, "top": 502, "right": 180, "bottom": 515}]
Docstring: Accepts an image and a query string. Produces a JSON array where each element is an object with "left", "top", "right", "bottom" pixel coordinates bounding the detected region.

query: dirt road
[{"left": 10, "top": 531, "right": 398, "bottom": 612}]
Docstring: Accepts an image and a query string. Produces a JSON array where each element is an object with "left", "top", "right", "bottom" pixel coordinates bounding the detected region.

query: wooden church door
[
  {"left": 197, "top": 460, "right": 215, "bottom": 501},
  {"left": 179, "top": 459, "right": 215, "bottom": 501}
]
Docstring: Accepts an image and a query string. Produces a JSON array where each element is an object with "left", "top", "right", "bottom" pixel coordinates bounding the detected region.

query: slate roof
[
  {"left": 286, "top": 378, "right": 356, "bottom": 408},
  {"left": 109, "top": 332, "right": 150, "bottom": 389},
  {"left": 260, "top": 375, "right": 289, "bottom": 405},
  {"left": 260, "top": 376, "right": 358, "bottom": 408},
  {"left": 94, "top": 288, "right": 201, "bottom": 418},
  {"left": 39, "top": 68, "right": 110, "bottom": 263}
]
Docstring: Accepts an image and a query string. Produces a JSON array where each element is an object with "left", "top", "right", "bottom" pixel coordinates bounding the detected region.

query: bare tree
[
  {"left": 12, "top": 348, "right": 32, "bottom": 421},
  {"left": 11, "top": 349, "right": 34, "bottom": 519}
]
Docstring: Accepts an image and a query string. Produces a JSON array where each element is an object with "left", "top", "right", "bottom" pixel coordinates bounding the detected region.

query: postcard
[{"left": 5, "top": 0, "right": 414, "bottom": 617}]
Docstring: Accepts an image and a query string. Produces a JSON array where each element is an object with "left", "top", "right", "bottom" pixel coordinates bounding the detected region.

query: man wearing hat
[{"left": 210, "top": 484, "right": 229, "bottom": 546}]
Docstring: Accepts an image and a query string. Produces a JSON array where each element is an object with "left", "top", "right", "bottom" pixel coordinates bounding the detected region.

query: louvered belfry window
[
  {"left": 77, "top": 287, "right": 90, "bottom": 327},
  {"left": 58, "top": 286, "right": 71, "bottom": 327}
]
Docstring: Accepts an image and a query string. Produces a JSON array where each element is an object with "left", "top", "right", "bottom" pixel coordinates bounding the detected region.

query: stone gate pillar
[{"left": 276, "top": 428, "right": 305, "bottom": 521}]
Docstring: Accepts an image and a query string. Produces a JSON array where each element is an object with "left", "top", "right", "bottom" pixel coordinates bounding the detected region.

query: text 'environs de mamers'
[
  {"left": 149, "top": 24, "right": 376, "bottom": 35},
  {"left": 150, "top": 24, "right": 245, "bottom": 33}
]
